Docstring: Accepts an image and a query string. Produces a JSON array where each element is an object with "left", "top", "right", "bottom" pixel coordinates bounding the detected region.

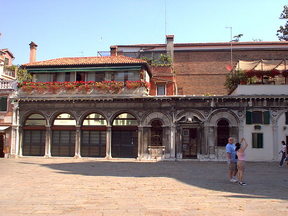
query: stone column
[
  {"left": 143, "top": 127, "right": 150, "bottom": 159},
  {"left": 170, "top": 124, "right": 176, "bottom": 159},
  {"left": 175, "top": 126, "right": 182, "bottom": 159},
  {"left": 45, "top": 126, "right": 51, "bottom": 158},
  {"left": 137, "top": 126, "right": 144, "bottom": 160},
  {"left": 272, "top": 121, "right": 278, "bottom": 161},
  {"left": 10, "top": 101, "right": 19, "bottom": 157},
  {"left": 17, "top": 127, "right": 23, "bottom": 157},
  {"left": 106, "top": 126, "right": 112, "bottom": 159},
  {"left": 74, "top": 125, "right": 81, "bottom": 158}
]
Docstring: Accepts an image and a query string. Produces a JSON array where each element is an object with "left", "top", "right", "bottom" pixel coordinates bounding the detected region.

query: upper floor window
[
  {"left": 4, "top": 58, "right": 9, "bottom": 66},
  {"left": 246, "top": 111, "right": 270, "bottom": 124},
  {"left": 157, "top": 83, "right": 166, "bottom": 96},
  {"left": 0, "top": 97, "right": 7, "bottom": 112},
  {"left": 113, "top": 71, "right": 139, "bottom": 82}
]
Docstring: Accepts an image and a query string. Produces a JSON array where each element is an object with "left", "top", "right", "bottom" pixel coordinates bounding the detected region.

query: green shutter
[
  {"left": 246, "top": 111, "right": 252, "bottom": 124},
  {"left": 0, "top": 97, "right": 7, "bottom": 111},
  {"left": 263, "top": 111, "right": 270, "bottom": 124},
  {"left": 258, "top": 133, "right": 263, "bottom": 148}
]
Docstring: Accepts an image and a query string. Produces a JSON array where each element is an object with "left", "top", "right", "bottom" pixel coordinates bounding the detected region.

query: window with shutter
[
  {"left": 263, "top": 111, "right": 270, "bottom": 124},
  {"left": 0, "top": 97, "right": 7, "bottom": 112},
  {"left": 246, "top": 111, "right": 252, "bottom": 124},
  {"left": 252, "top": 133, "right": 263, "bottom": 148}
]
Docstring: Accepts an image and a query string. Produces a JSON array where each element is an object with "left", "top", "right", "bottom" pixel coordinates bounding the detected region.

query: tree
[
  {"left": 15, "top": 66, "right": 32, "bottom": 82},
  {"left": 277, "top": 5, "right": 288, "bottom": 41}
]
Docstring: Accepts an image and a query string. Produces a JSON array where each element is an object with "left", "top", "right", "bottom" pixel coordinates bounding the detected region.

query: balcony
[
  {"left": 17, "top": 81, "right": 150, "bottom": 97},
  {"left": 0, "top": 80, "right": 17, "bottom": 90}
]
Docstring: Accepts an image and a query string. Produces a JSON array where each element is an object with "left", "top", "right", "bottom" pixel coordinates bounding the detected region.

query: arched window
[
  {"left": 151, "top": 120, "right": 163, "bottom": 146},
  {"left": 217, "top": 119, "right": 229, "bottom": 146},
  {"left": 52, "top": 113, "right": 76, "bottom": 157},
  {"left": 82, "top": 113, "right": 106, "bottom": 126},
  {"left": 53, "top": 113, "right": 76, "bottom": 126},
  {"left": 81, "top": 113, "right": 107, "bottom": 157},
  {"left": 23, "top": 113, "right": 46, "bottom": 156},
  {"left": 112, "top": 113, "right": 138, "bottom": 158},
  {"left": 112, "top": 113, "right": 137, "bottom": 126},
  {"left": 24, "top": 113, "right": 46, "bottom": 126}
]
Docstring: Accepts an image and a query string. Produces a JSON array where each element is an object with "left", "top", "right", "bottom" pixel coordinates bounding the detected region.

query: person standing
[
  {"left": 226, "top": 137, "right": 238, "bottom": 183},
  {"left": 279, "top": 140, "right": 287, "bottom": 167},
  {"left": 235, "top": 138, "right": 248, "bottom": 186}
]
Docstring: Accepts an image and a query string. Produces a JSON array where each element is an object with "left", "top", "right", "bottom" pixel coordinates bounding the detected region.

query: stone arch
[
  {"left": 110, "top": 110, "right": 140, "bottom": 126},
  {"left": 275, "top": 109, "right": 288, "bottom": 122},
  {"left": 142, "top": 111, "right": 171, "bottom": 127},
  {"left": 20, "top": 111, "right": 47, "bottom": 126},
  {"left": 79, "top": 111, "right": 108, "bottom": 126},
  {"left": 49, "top": 111, "right": 77, "bottom": 126},
  {"left": 208, "top": 109, "right": 239, "bottom": 127}
]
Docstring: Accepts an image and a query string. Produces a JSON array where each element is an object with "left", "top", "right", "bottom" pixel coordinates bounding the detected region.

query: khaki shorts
[{"left": 228, "top": 162, "right": 237, "bottom": 171}]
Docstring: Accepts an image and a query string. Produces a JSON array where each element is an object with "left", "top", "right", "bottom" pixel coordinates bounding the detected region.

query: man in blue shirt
[{"left": 226, "top": 137, "right": 238, "bottom": 183}]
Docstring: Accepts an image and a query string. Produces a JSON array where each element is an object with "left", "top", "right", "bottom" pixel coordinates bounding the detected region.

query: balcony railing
[
  {"left": 3, "top": 68, "right": 16, "bottom": 78},
  {"left": 0, "top": 80, "right": 17, "bottom": 90}
]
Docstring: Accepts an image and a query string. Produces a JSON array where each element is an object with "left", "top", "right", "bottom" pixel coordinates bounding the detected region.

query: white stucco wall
[
  {"left": 277, "top": 111, "right": 288, "bottom": 160},
  {"left": 232, "top": 85, "right": 288, "bottom": 95},
  {"left": 243, "top": 124, "right": 274, "bottom": 161}
]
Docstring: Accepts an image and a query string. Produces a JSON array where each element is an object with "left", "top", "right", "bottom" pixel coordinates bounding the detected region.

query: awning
[
  {"left": 0, "top": 126, "right": 10, "bottom": 131},
  {"left": 28, "top": 66, "right": 142, "bottom": 73},
  {"left": 234, "top": 59, "right": 288, "bottom": 77}
]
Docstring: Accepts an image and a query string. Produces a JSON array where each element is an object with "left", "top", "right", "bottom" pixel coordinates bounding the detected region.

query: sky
[{"left": 1, "top": 0, "right": 287, "bottom": 65}]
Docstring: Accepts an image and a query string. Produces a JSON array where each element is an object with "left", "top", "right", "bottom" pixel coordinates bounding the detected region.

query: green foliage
[
  {"left": 277, "top": 5, "right": 288, "bottom": 41},
  {"left": 224, "top": 70, "right": 248, "bottom": 92},
  {"left": 141, "top": 54, "right": 172, "bottom": 66},
  {"left": 16, "top": 66, "right": 32, "bottom": 83}
]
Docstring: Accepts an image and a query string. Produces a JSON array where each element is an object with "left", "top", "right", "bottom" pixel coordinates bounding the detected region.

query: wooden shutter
[
  {"left": 246, "top": 111, "right": 252, "bottom": 124},
  {"left": 263, "top": 111, "right": 270, "bottom": 124}
]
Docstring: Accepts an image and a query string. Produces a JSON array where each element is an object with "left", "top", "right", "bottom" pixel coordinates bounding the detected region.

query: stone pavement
[{"left": 0, "top": 158, "right": 287, "bottom": 216}]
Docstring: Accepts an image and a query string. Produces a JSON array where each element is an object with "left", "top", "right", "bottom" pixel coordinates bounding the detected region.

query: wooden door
[{"left": 182, "top": 128, "right": 197, "bottom": 158}]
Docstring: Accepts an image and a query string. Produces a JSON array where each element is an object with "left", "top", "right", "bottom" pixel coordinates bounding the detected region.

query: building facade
[{"left": 6, "top": 38, "right": 288, "bottom": 161}]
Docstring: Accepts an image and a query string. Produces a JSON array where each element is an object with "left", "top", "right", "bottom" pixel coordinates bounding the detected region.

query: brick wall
[{"left": 173, "top": 49, "right": 288, "bottom": 95}]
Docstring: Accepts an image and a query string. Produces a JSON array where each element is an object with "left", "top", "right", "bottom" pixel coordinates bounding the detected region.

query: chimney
[
  {"left": 110, "top": 45, "right": 118, "bottom": 56},
  {"left": 166, "top": 35, "right": 174, "bottom": 63},
  {"left": 29, "top": 41, "right": 38, "bottom": 63}
]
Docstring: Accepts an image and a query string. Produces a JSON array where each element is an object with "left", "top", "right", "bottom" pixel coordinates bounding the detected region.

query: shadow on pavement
[{"left": 21, "top": 160, "right": 288, "bottom": 201}]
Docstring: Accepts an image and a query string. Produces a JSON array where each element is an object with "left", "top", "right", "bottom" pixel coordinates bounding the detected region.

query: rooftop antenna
[
  {"left": 164, "top": 0, "right": 167, "bottom": 36},
  {"left": 225, "top": 26, "right": 233, "bottom": 71}
]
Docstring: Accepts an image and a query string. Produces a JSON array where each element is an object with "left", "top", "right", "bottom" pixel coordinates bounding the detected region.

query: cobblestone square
[{"left": 0, "top": 158, "right": 287, "bottom": 216}]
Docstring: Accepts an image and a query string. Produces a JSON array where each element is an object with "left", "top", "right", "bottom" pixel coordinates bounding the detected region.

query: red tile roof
[{"left": 23, "top": 55, "right": 147, "bottom": 67}]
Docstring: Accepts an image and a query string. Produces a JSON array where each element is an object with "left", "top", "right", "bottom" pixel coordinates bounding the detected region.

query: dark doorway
[
  {"left": 182, "top": 128, "right": 197, "bottom": 158},
  {"left": 112, "top": 129, "right": 138, "bottom": 158},
  {"left": 81, "top": 130, "right": 106, "bottom": 157},
  {"left": 22, "top": 130, "right": 45, "bottom": 156},
  {"left": 217, "top": 119, "right": 229, "bottom": 146},
  {"left": 151, "top": 120, "right": 163, "bottom": 146},
  {"left": 51, "top": 130, "right": 75, "bottom": 157},
  {"left": 0, "top": 134, "right": 4, "bottom": 157}
]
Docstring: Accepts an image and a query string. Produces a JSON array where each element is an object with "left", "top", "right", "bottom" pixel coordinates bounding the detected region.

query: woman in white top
[{"left": 235, "top": 138, "right": 248, "bottom": 186}]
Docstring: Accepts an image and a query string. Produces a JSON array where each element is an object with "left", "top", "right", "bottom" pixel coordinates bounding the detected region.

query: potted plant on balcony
[{"left": 224, "top": 70, "right": 248, "bottom": 92}]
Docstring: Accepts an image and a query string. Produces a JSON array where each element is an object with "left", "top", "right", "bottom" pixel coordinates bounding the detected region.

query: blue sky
[{"left": 1, "top": 0, "right": 287, "bottom": 64}]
